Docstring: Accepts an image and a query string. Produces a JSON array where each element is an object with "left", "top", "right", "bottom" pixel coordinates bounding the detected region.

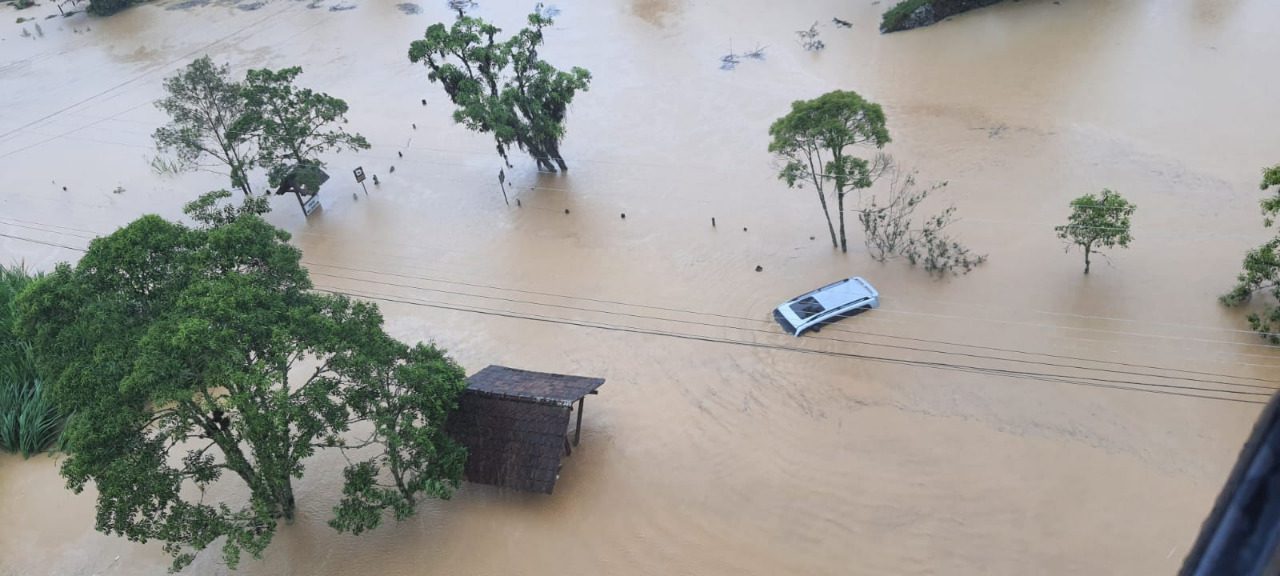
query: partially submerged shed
[{"left": 446, "top": 365, "right": 605, "bottom": 494}]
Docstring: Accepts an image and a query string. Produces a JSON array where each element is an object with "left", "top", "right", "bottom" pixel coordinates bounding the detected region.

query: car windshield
[{"left": 789, "top": 297, "right": 826, "bottom": 320}]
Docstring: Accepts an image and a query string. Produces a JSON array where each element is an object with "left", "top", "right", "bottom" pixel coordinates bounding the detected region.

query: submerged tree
[
  {"left": 769, "top": 90, "right": 890, "bottom": 253},
  {"left": 87, "top": 0, "right": 136, "bottom": 16},
  {"left": 154, "top": 57, "right": 259, "bottom": 197},
  {"left": 239, "top": 66, "right": 370, "bottom": 189},
  {"left": 859, "top": 161, "right": 985, "bottom": 275},
  {"left": 1222, "top": 164, "right": 1280, "bottom": 343},
  {"left": 408, "top": 4, "right": 592, "bottom": 172},
  {"left": 16, "top": 203, "right": 466, "bottom": 571},
  {"left": 1054, "top": 189, "right": 1136, "bottom": 274}
]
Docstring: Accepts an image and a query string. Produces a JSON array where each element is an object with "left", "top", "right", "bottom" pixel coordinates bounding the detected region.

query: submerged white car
[{"left": 773, "top": 277, "right": 880, "bottom": 336}]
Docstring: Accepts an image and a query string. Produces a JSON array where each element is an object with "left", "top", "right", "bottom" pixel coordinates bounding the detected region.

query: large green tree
[
  {"left": 1054, "top": 189, "right": 1136, "bottom": 274},
  {"left": 408, "top": 5, "right": 592, "bottom": 172},
  {"left": 238, "top": 66, "right": 370, "bottom": 189},
  {"left": 154, "top": 57, "right": 259, "bottom": 197},
  {"left": 15, "top": 207, "right": 466, "bottom": 571},
  {"left": 769, "top": 90, "right": 891, "bottom": 253},
  {"left": 1222, "top": 165, "right": 1280, "bottom": 343}
]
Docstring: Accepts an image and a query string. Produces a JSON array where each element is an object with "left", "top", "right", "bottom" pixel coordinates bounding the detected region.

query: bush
[
  {"left": 881, "top": 0, "right": 930, "bottom": 32},
  {"left": 87, "top": 0, "right": 135, "bottom": 16}
]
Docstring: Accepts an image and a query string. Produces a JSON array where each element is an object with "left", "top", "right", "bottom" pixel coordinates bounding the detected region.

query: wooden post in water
[{"left": 574, "top": 397, "right": 585, "bottom": 446}]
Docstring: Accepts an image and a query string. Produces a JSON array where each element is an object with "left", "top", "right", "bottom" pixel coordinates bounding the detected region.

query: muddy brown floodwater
[{"left": 3, "top": 0, "right": 1280, "bottom": 574}]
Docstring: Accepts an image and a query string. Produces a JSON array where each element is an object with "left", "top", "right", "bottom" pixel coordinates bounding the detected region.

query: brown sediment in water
[{"left": 2, "top": 0, "right": 1280, "bottom": 574}]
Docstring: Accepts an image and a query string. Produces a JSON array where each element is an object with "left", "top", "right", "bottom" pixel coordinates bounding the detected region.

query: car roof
[{"left": 799, "top": 277, "right": 877, "bottom": 309}]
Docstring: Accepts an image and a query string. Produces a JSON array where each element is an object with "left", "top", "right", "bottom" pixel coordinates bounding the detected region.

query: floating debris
[
  {"left": 755, "top": 265, "right": 763, "bottom": 272},
  {"left": 797, "top": 22, "right": 825, "bottom": 51},
  {"left": 832, "top": 17, "right": 852, "bottom": 28},
  {"left": 720, "top": 43, "right": 766, "bottom": 70},
  {"left": 448, "top": 0, "right": 476, "bottom": 12},
  {"left": 535, "top": 3, "right": 560, "bottom": 18},
  {"left": 396, "top": 2, "right": 422, "bottom": 15},
  {"left": 329, "top": 3, "right": 356, "bottom": 11},
  {"left": 719, "top": 52, "right": 740, "bottom": 71}
]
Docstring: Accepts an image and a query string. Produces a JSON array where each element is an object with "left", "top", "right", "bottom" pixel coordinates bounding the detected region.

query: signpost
[
  {"left": 353, "top": 166, "right": 368, "bottom": 196},
  {"left": 302, "top": 195, "right": 321, "bottom": 216}
]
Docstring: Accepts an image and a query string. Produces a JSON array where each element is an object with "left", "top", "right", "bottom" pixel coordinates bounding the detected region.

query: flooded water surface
[{"left": 3, "top": 0, "right": 1280, "bottom": 574}]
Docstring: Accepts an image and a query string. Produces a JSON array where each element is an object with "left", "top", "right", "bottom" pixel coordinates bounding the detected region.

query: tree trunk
[
  {"left": 547, "top": 140, "right": 568, "bottom": 171},
  {"left": 278, "top": 477, "right": 297, "bottom": 522},
  {"left": 1084, "top": 245, "right": 1091, "bottom": 274},
  {"left": 837, "top": 190, "right": 848, "bottom": 253},
  {"left": 815, "top": 187, "right": 838, "bottom": 248},
  {"left": 234, "top": 166, "right": 254, "bottom": 197}
]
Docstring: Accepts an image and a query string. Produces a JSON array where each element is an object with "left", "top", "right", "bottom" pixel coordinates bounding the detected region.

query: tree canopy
[
  {"left": 408, "top": 5, "right": 592, "bottom": 172},
  {"left": 768, "top": 90, "right": 890, "bottom": 253},
  {"left": 155, "top": 59, "right": 367, "bottom": 201},
  {"left": 15, "top": 207, "right": 466, "bottom": 571},
  {"left": 1222, "top": 164, "right": 1280, "bottom": 342},
  {"left": 154, "top": 56, "right": 259, "bottom": 197},
  {"left": 239, "top": 66, "right": 370, "bottom": 189},
  {"left": 1054, "top": 189, "right": 1136, "bottom": 274}
]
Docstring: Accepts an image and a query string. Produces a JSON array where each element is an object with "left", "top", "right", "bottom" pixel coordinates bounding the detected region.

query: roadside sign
[
  {"left": 303, "top": 195, "right": 321, "bottom": 216},
  {"left": 353, "top": 167, "right": 366, "bottom": 183}
]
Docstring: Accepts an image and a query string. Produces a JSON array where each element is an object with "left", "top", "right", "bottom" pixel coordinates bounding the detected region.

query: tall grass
[{"left": 0, "top": 264, "right": 67, "bottom": 458}]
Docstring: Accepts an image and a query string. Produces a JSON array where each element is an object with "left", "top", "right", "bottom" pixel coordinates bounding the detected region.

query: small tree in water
[
  {"left": 1054, "top": 189, "right": 1136, "bottom": 274},
  {"left": 768, "top": 90, "right": 890, "bottom": 253},
  {"left": 153, "top": 57, "right": 259, "bottom": 197},
  {"left": 1221, "top": 164, "right": 1280, "bottom": 343},
  {"left": 238, "top": 66, "right": 370, "bottom": 189},
  {"left": 860, "top": 161, "right": 986, "bottom": 275},
  {"left": 408, "top": 4, "right": 592, "bottom": 172},
  {"left": 15, "top": 198, "right": 466, "bottom": 571}
]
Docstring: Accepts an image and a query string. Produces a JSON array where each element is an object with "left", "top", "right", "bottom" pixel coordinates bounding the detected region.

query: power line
[
  {"left": 0, "top": 3, "right": 296, "bottom": 145},
  {"left": 306, "top": 267, "right": 1277, "bottom": 393},
  {"left": 1, "top": 216, "right": 1268, "bottom": 401},
  {"left": 0, "top": 231, "right": 87, "bottom": 253},
  {"left": 302, "top": 259, "right": 1280, "bottom": 373},
  {"left": 312, "top": 285, "right": 1269, "bottom": 406},
  {"left": 4, "top": 211, "right": 1275, "bottom": 368}
]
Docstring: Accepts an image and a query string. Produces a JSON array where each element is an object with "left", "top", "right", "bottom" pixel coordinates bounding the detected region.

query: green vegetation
[
  {"left": 881, "top": 0, "right": 930, "bottom": 32},
  {"left": 154, "top": 58, "right": 367, "bottom": 202},
  {"left": 881, "top": 0, "right": 1006, "bottom": 33},
  {"left": 1054, "top": 189, "right": 1136, "bottom": 274},
  {"left": 239, "top": 66, "right": 370, "bottom": 189},
  {"left": 860, "top": 162, "right": 986, "bottom": 275},
  {"left": 154, "top": 57, "right": 260, "bottom": 197},
  {"left": 87, "top": 0, "right": 135, "bottom": 16},
  {"left": 408, "top": 5, "right": 592, "bottom": 172},
  {"left": 15, "top": 199, "right": 467, "bottom": 571},
  {"left": 0, "top": 264, "right": 67, "bottom": 458},
  {"left": 1221, "top": 165, "right": 1280, "bottom": 343},
  {"left": 768, "top": 90, "right": 890, "bottom": 253}
]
